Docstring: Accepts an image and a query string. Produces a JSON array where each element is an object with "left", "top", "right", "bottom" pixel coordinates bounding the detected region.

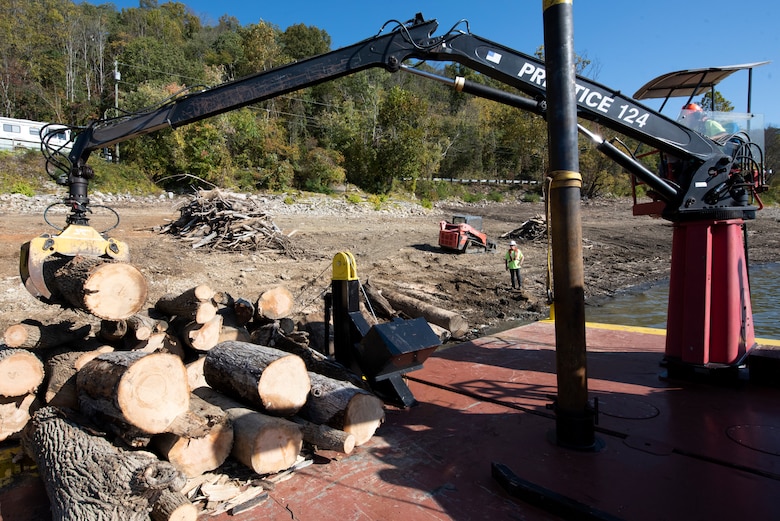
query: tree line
[{"left": 1, "top": 0, "right": 776, "bottom": 200}]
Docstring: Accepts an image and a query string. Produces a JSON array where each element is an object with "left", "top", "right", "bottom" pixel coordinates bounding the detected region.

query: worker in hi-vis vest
[{"left": 505, "top": 240, "right": 524, "bottom": 290}]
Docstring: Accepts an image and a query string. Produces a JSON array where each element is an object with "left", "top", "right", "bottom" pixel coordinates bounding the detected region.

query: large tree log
[
  {"left": 44, "top": 346, "right": 114, "bottom": 408},
  {"left": 299, "top": 371, "right": 384, "bottom": 446},
  {"left": 77, "top": 351, "right": 190, "bottom": 434},
  {"left": 3, "top": 319, "right": 91, "bottom": 350},
  {"left": 379, "top": 287, "right": 469, "bottom": 337},
  {"left": 194, "top": 387, "right": 302, "bottom": 475},
  {"left": 254, "top": 286, "right": 294, "bottom": 320},
  {"left": 204, "top": 341, "right": 310, "bottom": 417},
  {"left": 22, "top": 406, "right": 189, "bottom": 521},
  {"left": 0, "top": 348, "right": 45, "bottom": 397},
  {"left": 153, "top": 393, "right": 233, "bottom": 478},
  {"left": 48, "top": 255, "right": 148, "bottom": 320},
  {"left": 0, "top": 394, "right": 38, "bottom": 442},
  {"left": 155, "top": 284, "right": 218, "bottom": 324}
]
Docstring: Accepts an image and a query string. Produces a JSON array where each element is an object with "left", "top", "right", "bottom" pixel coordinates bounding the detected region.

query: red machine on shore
[{"left": 438, "top": 214, "right": 496, "bottom": 253}]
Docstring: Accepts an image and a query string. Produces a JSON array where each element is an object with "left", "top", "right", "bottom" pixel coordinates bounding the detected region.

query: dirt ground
[{"left": 1, "top": 194, "right": 778, "bottom": 342}]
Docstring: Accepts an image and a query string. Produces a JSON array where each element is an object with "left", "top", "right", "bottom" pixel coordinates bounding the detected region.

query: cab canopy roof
[{"left": 633, "top": 61, "right": 769, "bottom": 111}]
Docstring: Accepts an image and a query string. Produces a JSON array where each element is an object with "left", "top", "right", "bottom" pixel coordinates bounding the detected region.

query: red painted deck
[{"left": 3, "top": 320, "right": 780, "bottom": 520}]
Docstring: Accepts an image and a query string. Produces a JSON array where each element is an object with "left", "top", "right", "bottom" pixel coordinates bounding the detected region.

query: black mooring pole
[{"left": 543, "top": 0, "right": 596, "bottom": 450}]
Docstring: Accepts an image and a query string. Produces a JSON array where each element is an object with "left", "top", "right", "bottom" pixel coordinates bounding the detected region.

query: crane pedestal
[{"left": 664, "top": 218, "right": 755, "bottom": 373}]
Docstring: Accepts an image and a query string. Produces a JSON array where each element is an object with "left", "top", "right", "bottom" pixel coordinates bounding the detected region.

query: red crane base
[{"left": 665, "top": 218, "right": 755, "bottom": 368}]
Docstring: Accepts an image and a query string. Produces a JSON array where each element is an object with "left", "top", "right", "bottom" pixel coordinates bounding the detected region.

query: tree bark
[
  {"left": 272, "top": 334, "right": 370, "bottom": 391},
  {"left": 204, "top": 341, "right": 310, "bottom": 417},
  {"left": 290, "top": 416, "right": 355, "bottom": 454},
  {"left": 44, "top": 346, "right": 114, "bottom": 408},
  {"left": 254, "top": 286, "right": 294, "bottom": 320},
  {"left": 299, "top": 371, "right": 384, "bottom": 446},
  {"left": 151, "top": 488, "right": 198, "bottom": 521},
  {"left": 77, "top": 351, "right": 190, "bottom": 434},
  {"left": 4, "top": 319, "right": 91, "bottom": 350},
  {"left": 22, "top": 407, "right": 189, "bottom": 521},
  {"left": 194, "top": 388, "right": 302, "bottom": 475},
  {"left": 379, "top": 287, "right": 469, "bottom": 337},
  {"left": 98, "top": 319, "right": 128, "bottom": 343},
  {"left": 153, "top": 393, "right": 233, "bottom": 478},
  {"left": 49, "top": 255, "right": 148, "bottom": 320},
  {"left": 363, "top": 280, "right": 396, "bottom": 320},
  {"left": 0, "top": 348, "right": 45, "bottom": 397}
]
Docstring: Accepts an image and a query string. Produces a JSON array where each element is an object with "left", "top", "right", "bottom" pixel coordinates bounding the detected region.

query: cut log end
[
  {"left": 258, "top": 356, "right": 311, "bottom": 416},
  {"left": 83, "top": 262, "right": 148, "bottom": 319},
  {"left": 115, "top": 354, "right": 190, "bottom": 433},
  {"left": 251, "top": 422, "right": 303, "bottom": 475},
  {"left": 343, "top": 393, "right": 385, "bottom": 446},
  {"left": 0, "top": 349, "right": 45, "bottom": 397}
]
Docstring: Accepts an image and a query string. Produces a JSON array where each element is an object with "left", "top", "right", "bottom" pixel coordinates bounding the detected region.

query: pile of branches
[
  {"left": 158, "top": 190, "right": 302, "bottom": 258},
  {"left": 501, "top": 214, "right": 548, "bottom": 242}
]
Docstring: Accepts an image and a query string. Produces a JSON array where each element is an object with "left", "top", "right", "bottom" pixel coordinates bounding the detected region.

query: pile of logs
[
  {"left": 501, "top": 214, "right": 548, "bottom": 242},
  {"left": 1, "top": 277, "right": 385, "bottom": 519},
  {"left": 157, "top": 189, "right": 302, "bottom": 256}
]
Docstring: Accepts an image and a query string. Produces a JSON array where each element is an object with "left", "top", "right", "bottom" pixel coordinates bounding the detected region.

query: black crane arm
[{"left": 62, "top": 13, "right": 758, "bottom": 222}]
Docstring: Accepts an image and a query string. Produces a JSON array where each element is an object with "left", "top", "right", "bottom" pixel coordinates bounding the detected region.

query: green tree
[
  {"left": 699, "top": 91, "right": 734, "bottom": 112},
  {"left": 372, "top": 86, "right": 428, "bottom": 193},
  {"left": 279, "top": 24, "right": 330, "bottom": 61}
]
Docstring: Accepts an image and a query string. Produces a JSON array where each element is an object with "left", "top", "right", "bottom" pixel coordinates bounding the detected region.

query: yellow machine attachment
[{"left": 20, "top": 223, "right": 129, "bottom": 301}]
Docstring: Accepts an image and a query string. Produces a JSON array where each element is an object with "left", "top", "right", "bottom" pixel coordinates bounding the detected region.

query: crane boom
[{"left": 58, "top": 14, "right": 760, "bottom": 226}]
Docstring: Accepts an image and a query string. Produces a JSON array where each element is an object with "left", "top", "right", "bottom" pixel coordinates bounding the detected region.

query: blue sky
[{"left": 90, "top": 0, "right": 778, "bottom": 127}]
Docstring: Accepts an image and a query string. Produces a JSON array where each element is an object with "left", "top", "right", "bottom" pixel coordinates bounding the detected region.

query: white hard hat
[{"left": 509, "top": 240, "right": 517, "bottom": 246}]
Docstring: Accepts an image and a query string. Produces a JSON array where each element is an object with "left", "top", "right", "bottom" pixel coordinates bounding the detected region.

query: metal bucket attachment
[{"left": 357, "top": 317, "right": 440, "bottom": 407}]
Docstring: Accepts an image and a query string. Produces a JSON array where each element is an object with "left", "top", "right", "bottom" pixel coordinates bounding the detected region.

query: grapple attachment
[{"left": 20, "top": 224, "right": 129, "bottom": 301}]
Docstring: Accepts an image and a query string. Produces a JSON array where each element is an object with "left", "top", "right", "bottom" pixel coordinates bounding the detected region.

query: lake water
[{"left": 585, "top": 262, "right": 780, "bottom": 341}]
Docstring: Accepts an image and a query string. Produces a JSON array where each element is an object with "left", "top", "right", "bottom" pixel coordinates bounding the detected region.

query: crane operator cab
[{"left": 677, "top": 102, "right": 764, "bottom": 152}]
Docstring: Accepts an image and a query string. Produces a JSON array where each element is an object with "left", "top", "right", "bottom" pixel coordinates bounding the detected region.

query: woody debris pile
[{"left": 157, "top": 189, "right": 302, "bottom": 257}]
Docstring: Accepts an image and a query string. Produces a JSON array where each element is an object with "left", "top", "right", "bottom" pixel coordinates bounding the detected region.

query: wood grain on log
[
  {"left": 0, "top": 394, "right": 37, "bottom": 442},
  {"left": 52, "top": 255, "right": 148, "bottom": 320},
  {"left": 181, "top": 315, "right": 223, "bottom": 351},
  {"left": 254, "top": 286, "right": 294, "bottom": 320},
  {"left": 194, "top": 388, "right": 302, "bottom": 475},
  {"left": 204, "top": 341, "right": 310, "bottom": 417},
  {"left": 77, "top": 351, "right": 190, "bottom": 434},
  {"left": 185, "top": 356, "right": 207, "bottom": 391},
  {"left": 0, "top": 348, "right": 44, "bottom": 397}
]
